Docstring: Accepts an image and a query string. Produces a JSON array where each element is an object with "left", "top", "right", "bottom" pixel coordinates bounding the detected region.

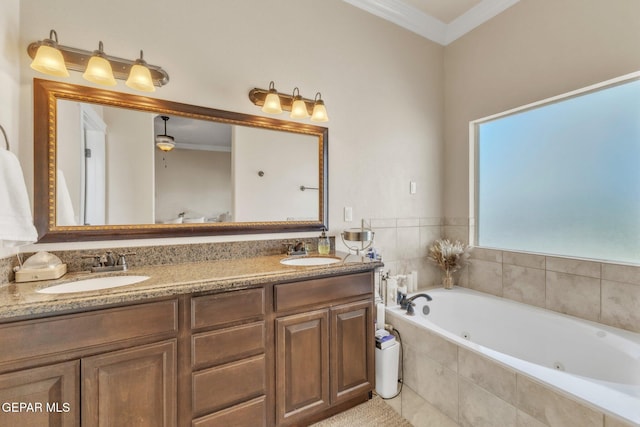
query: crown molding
[{"left": 343, "top": 0, "right": 520, "bottom": 46}]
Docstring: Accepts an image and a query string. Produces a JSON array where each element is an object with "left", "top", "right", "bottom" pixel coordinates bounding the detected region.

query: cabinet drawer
[
  {"left": 192, "top": 322, "right": 265, "bottom": 369},
  {"left": 191, "top": 288, "right": 264, "bottom": 330},
  {"left": 0, "top": 300, "right": 178, "bottom": 364},
  {"left": 274, "top": 272, "right": 373, "bottom": 312},
  {"left": 192, "top": 354, "right": 265, "bottom": 417},
  {"left": 192, "top": 396, "right": 266, "bottom": 427}
]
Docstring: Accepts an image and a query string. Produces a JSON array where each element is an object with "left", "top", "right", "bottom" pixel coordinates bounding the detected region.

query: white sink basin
[
  {"left": 280, "top": 257, "right": 341, "bottom": 266},
  {"left": 37, "top": 275, "right": 150, "bottom": 294}
]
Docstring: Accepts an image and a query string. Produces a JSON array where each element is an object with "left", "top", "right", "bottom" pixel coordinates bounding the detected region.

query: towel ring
[{"left": 0, "top": 125, "right": 9, "bottom": 150}]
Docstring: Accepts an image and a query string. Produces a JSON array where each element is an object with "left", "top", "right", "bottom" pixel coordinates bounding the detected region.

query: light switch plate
[
  {"left": 410, "top": 181, "right": 417, "bottom": 194},
  {"left": 344, "top": 207, "right": 353, "bottom": 222}
]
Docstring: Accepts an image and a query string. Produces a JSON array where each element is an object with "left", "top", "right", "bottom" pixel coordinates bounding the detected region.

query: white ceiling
[
  {"left": 343, "top": 0, "right": 520, "bottom": 45},
  {"left": 154, "top": 115, "right": 232, "bottom": 152}
]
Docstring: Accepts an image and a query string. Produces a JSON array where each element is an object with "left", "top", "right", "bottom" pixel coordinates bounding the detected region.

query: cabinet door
[
  {"left": 82, "top": 340, "right": 176, "bottom": 427},
  {"left": 0, "top": 361, "right": 79, "bottom": 427},
  {"left": 330, "top": 300, "right": 374, "bottom": 404},
  {"left": 275, "top": 309, "right": 330, "bottom": 425}
]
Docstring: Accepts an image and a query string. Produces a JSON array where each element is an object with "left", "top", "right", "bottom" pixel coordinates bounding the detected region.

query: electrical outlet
[{"left": 344, "top": 206, "right": 353, "bottom": 222}]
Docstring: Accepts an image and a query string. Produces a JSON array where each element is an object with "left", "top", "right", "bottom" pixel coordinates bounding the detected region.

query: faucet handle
[
  {"left": 81, "top": 254, "right": 102, "bottom": 267},
  {"left": 117, "top": 252, "right": 136, "bottom": 270}
]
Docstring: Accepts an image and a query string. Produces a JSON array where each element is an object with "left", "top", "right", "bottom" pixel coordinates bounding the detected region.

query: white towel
[{"left": 0, "top": 149, "right": 38, "bottom": 247}]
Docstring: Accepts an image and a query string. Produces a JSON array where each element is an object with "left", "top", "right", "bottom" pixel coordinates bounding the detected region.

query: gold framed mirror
[{"left": 33, "top": 79, "right": 328, "bottom": 242}]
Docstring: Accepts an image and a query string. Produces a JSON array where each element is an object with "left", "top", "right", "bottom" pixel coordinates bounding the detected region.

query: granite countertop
[{"left": 0, "top": 252, "right": 382, "bottom": 322}]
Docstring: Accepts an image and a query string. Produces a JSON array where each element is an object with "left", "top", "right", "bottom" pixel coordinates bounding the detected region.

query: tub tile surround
[
  {"left": 463, "top": 246, "right": 640, "bottom": 334},
  {"left": 386, "top": 309, "right": 637, "bottom": 427},
  {"left": 0, "top": 237, "right": 335, "bottom": 284}
]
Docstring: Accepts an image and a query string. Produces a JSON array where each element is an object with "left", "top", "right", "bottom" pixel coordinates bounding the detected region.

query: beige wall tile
[
  {"left": 401, "top": 385, "right": 459, "bottom": 427},
  {"left": 546, "top": 256, "right": 601, "bottom": 279},
  {"left": 459, "top": 377, "right": 517, "bottom": 427},
  {"left": 605, "top": 414, "right": 637, "bottom": 427},
  {"left": 370, "top": 218, "right": 397, "bottom": 228},
  {"left": 602, "top": 263, "right": 640, "bottom": 286},
  {"left": 517, "top": 410, "right": 549, "bottom": 427},
  {"left": 545, "top": 271, "right": 600, "bottom": 322},
  {"left": 402, "top": 345, "right": 459, "bottom": 421},
  {"left": 458, "top": 347, "right": 516, "bottom": 404},
  {"left": 468, "top": 259, "right": 503, "bottom": 296},
  {"left": 373, "top": 227, "right": 399, "bottom": 262},
  {"left": 443, "top": 225, "right": 469, "bottom": 245},
  {"left": 420, "top": 225, "right": 442, "bottom": 258},
  {"left": 469, "top": 247, "right": 502, "bottom": 263},
  {"left": 444, "top": 217, "right": 469, "bottom": 226},
  {"left": 398, "top": 218, "right": 420, "bottom": 227},
  {"left": 601, "top": 280, "right": 640, "bottom": 333},
  {"left": 397, "top": 226, "right": 421, "bottom": 261},
  {"left": 420, "top": 217, "right": 443, "bottom": 226},
  {"left": 388, "top": 314, "right": 458, "bottom": 371},
  {"left": 517, "top": 375, "right": 603, "bottom": 427},
  {"left": 503, "top": 264, "right": 546, "bottom": 308},
  {"left": 503, "top": 251, "right": 545, "bottom": 269}
]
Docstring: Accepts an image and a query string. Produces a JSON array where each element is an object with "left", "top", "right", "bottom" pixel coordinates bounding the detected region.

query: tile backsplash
[{"left": 463, "top": 246, "right": 640, "bottom": 334}]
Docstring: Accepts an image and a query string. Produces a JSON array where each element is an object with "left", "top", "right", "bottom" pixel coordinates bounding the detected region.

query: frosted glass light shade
[
  {"left": 83, "top": 55, "right": 117, "bottom": 86},
  {"left": 126, "top": 63, "right": 155, "bottom": 92},
  {"left": 30, "top": 45, "right": 69, "bottom": 77},
  {"left": 262, "top": 92, "right": 282, "bottom": 114},
  {"left": 311, "top": 101, "right": 329, "bottom": 122},
  {"left": 155, "top": 135, "right": 175, "bottom": 152},
  {"left": 290, "top": 98, "right": 310, "bottom": 119}
]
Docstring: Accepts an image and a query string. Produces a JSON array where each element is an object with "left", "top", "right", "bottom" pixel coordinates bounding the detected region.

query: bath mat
[{"left": 310, "top": 395, "right": 412, "bottom": 427}]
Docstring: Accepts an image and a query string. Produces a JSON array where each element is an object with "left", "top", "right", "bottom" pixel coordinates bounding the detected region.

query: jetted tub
[{"left": 387, "top": 287, "right": 640, "bottom": 425}]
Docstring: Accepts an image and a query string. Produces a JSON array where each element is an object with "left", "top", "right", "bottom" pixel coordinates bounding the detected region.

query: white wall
[
  {"left": 103, "top": 108, "right": 155, "bottom": 224},
  {"left": 443, "top": 0, "right": 640, "bottom": 220},
  {"left": 233, "top": 126, "right": 318, "bottom": 222},
  {"left": 155, "top": 149, "right": 232, "bottom": 223},
  {"left": 12, "top": 0, "right": 443, "bottom": 254}
]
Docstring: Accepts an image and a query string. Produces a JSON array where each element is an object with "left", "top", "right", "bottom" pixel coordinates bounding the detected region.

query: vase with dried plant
[{"left": 428, "top": 239, "right": 470, "bottom": 289}]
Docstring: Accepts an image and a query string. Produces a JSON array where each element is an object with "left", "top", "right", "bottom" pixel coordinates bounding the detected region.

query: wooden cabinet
[
  {"left": 82, "top": 340, "right": 176, "bottom": 427},
  {"left": 0, "top": 269, "right": 375, "bottom": 427},
  {"left": 274, "top": 272, "right": 374, "bottom": 426},
  {"left": 190, "top": 288, "right": 267, "bottom": 427},
  {"left": 275, "top": 309, "right": 330, "bottom": 425},
  {"left": 0, "top": 361, "right": 79, "bottom": 427},
  {"left": 0, "top": 300, "right": 178, "bottom": 427}
]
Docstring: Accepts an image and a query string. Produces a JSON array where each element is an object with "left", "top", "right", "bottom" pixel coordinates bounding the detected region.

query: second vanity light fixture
[
  {"left": 249, "top": 81, "right": 329, "bottom": 122},
  {"left": 28, "top": 29, "right": 169, "bottom": 92}
]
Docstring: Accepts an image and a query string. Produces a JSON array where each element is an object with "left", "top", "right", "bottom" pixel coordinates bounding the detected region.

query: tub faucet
[{"left": 401, "top": 293, "right": 432, "bottom": 316}]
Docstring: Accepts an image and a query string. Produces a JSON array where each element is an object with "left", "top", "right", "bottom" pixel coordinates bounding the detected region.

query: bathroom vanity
[{"left": 0, "top": 254, "right": 378, "bottom": 427}]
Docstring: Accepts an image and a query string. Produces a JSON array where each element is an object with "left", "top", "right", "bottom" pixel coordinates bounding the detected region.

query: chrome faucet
[
  {"left": 400, "top": 293, "right": 432, "bottom": 316},
  {"left": 283, "top": 242, "right": 308, "bottom": 256},
  {"left": 82, "top": 251, "right": 136, "bottom": 273}
]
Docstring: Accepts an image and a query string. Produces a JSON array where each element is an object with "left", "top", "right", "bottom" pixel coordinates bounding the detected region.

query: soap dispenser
[{"left": 318, "top": 228, "right": 330, "bottom": 255}]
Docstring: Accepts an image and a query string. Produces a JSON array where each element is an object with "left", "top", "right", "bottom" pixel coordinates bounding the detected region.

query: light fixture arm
[{"left": 27, "top": 34, "right": 169, "bottom": 87}]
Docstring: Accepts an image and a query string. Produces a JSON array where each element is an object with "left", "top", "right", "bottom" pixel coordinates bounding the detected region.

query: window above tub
[{"left": 470, "top": 71, "right": 640, "bottom": 265}]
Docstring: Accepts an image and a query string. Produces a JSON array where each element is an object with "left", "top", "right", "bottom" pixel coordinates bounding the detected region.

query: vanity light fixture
[
  {"left": 83, "top": 41, "right": 117, "bottom": 86},
  {"left": 249, "top": 82, "right": 329, "bottom": 122},
  {"left": 29, "top": 30, "right": 69, "bottom": 77},
  {"left": 262, "top": 81, "right": 283, "bottom": 114},
  {"left": 125, "top": 50, "right": 155, "bottom": 92},
  {"left": 311, "top": 92, "right": 329, "bottom": 122},
  {"left": 27, "top": 29, "right": 169, "bottom": 90},
  {"left": 155, "top": 116, "right": 175, "bottom": 152},
  {"left": 290, "top": 87, "right": 310, "bottom": 119}
]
